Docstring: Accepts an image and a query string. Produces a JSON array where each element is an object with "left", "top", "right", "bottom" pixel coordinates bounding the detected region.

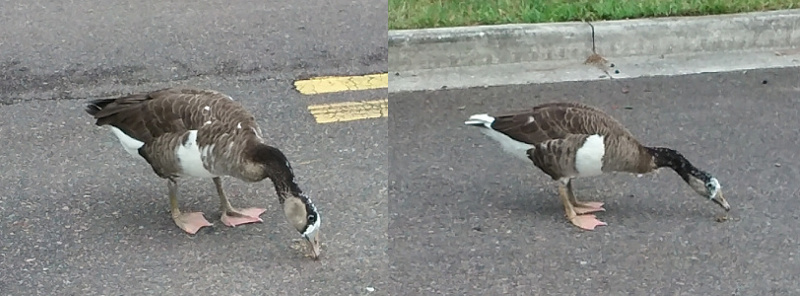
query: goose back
[
  {"left": 87, "top": 88, "right": 268, "bottom": 181},
  {"left": 489, "top": 102, "right": 634, "bottom": 144}
]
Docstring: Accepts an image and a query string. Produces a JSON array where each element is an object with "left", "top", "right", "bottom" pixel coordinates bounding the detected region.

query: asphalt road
[
  {"left": 0, "top": 1, "right": 387, "bottom": 295},
  {"left": 389, "top": 67, "right": 800, "bottom": 295}
]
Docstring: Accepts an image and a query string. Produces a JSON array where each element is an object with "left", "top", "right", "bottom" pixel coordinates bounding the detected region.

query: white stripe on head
[{"left": 301, "top": 194, "right": 320, "bottom": 237}]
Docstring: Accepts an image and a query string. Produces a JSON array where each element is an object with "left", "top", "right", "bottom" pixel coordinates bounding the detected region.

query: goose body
[
  {"left": 86, "top": 87, "right": 321, "bottom": 259},
  {"left": 466, "top": 102, "right": 729, "bottom": 230}
]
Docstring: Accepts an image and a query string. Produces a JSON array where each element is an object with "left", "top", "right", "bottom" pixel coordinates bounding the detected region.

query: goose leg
[
  {"left": 559, "top": 181, "right": 606, "bottom": 230},
  {"left": 168, "top": 179, "right": 212, "bottom": 234},
  {"left": 213, "top": 177, "right": 266, "bottom": 227},
  {"left": 566, "top": 181, "right": 605, "bottom": 214}
]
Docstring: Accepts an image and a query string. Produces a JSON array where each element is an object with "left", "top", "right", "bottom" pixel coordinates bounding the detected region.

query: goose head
[
  {"left": 646, "top": 147, "right": 730, "bottom": 211},
  {"left": 685, "top": 172, "right": 729, "bottom": 211},
  {"left": 283, "top": 193, "right": 322, "bottom": 260},
  {"left": 248, "top": 143, "right": 323, "bottom": 259}
]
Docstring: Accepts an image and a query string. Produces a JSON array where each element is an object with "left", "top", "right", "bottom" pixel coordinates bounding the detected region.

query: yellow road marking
[
  {"left": 294, "top": 73, "right": 388, "bottom": 95},
  {"left": 307, "top": 99, "right": 388, "bottom": 124}
]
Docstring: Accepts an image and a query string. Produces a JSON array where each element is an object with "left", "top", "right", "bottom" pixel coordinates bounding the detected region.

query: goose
[
  {"left": 464, "top": 102, "right": 729, "bottom": 230},
  {"left": 85, "top": 87, "right": 321, "bottom": 259}
]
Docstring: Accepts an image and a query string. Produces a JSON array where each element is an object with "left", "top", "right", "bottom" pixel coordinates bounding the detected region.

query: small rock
[
  {"left": 472, "top": 226, "right": 482, "bottom": 232},
  {"left": 624, "top": 106, "right": 633, "bottom": 110},
  {"left": 614, "top": 69, "right": 620, "bottom": 74},
  {"left": 775, "top": 163, "right": 781, "bottom": 167},
  {"left": 621, "top": 87, "right": 629, "bottom": 94},
  {"left": 762, "top": 80, "right": 768, "bottom": 84},
  {"left": 366, "top": 287, "right": 375, "bottom": 292},
  {"left": 610, "top": 63, "right": 615, "bottom": 68},
  {"left": 441, "top": 85, "right": 447, "bottom": 90}
]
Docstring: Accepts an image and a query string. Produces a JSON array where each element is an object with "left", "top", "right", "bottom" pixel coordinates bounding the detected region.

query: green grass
[{"left": 389, "top": 0, "right": 800, "bottom": 30}]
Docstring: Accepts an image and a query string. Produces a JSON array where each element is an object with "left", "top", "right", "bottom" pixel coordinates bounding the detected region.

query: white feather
[
  {"left": 574, "top": 134, "right": 606, "bottom": 177},
  {"left": 525, "top": 116, "right": 535, "bottom": 124},
  {"left": 203, "top": 106, "right": 211, "bottom": 111},
  {"left": 464, "top": 113, "right": 495, "bottom": 128},
  {"left": 466, "top": 114, "right": 534, "bottom": 162},
  {"left": 175, "top": 130, "right": 218, "bottom": 178},
  {"left": 108, "top": 126, "right": 144, "bottom": 157},
  {"left": 237, "top": 122, "right": 242, "bottom": 129}
]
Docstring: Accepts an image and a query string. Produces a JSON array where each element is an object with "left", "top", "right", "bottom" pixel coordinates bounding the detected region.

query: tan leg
[
  {"left": 559, "top": 181, "right": 606, "bottom": 230},
  {"left": 213, "top": 177, "right": 266, "bottom": 227},
  {"left": 566, "top": 181, "right": 605, "bottom": 214},
  {"left": 168, "top": 179, "right": 211, "bottom": 234}
]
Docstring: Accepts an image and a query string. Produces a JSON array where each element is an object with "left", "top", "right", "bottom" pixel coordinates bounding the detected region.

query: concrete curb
[{"left": 389, "top": 9, "right": 800, "bottom": 72}]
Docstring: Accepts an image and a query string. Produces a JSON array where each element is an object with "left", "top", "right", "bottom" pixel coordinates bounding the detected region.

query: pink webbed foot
[
  {"left": 174, "top": 212, "right": 213, "bottom": 235},
  {"left": 221, "top": 208, "right": 267, "bottom": 227},
  {"left": 573, "top": 202, "right": 606, "bottom": 215},
  {"left": 570, "top": 214, "right": 608, "bottom": 231}
]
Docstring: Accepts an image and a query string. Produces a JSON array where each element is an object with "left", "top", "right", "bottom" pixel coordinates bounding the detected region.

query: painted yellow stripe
[
  {"left": 307, "top": 99, "right": 388, "bottom": 124},
  {"left": 294, "top": 73, "right": 388, "bottom": 95}
]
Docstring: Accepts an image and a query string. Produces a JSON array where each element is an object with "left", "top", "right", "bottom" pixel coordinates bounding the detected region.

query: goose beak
[
  {"left": 304, "top": 234, "right": 321, "bottom": 260},
  {"left": 711, "top": 190, "right": 730, "bottom": 211}
]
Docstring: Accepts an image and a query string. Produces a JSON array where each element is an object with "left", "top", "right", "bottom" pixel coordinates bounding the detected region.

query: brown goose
[
  {"left": 85, "top": 87, "right": 321, "bottom": 259},
  {"left": 465, "top": 102, "right": 729, "bottom": 230}
]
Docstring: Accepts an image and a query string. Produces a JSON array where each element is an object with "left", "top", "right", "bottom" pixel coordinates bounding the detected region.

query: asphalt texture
[
  {"left": 0, "top": 1, "right": 387, "bottom": 295},
  {"left": 389, "top": 67, "right": 800, "bottom": 295}
]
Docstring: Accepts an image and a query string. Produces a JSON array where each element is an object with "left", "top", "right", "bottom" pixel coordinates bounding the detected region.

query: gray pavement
[
  {"left": 389, "top": 67, "right": 800, "bottom": 295},
  {"left": 0, "top": 1, "right": 387, "bottom": 295}
]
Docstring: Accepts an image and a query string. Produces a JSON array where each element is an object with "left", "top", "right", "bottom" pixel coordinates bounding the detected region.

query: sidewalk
[{"left": 389, "top": 10, "right": 800, "bottom": 93}]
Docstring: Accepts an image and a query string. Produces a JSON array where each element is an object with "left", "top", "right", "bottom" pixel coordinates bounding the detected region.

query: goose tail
[
  {"left": 464, "top": 113, "right": 495, "bottom": 128},
  {"left": 85, "top": 98, "right": 118, "bottom": 116}
]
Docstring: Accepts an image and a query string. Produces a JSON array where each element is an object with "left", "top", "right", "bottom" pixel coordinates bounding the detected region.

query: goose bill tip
[{"left": 712, "top": 190, "right": 730, "bottom": 211}]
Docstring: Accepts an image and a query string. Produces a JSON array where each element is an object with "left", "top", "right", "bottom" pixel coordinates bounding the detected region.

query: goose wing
[
  {"left": 86, "top": 88, "right": 258, "bottom": 145},
  {"left": 490, "top": 102, "right": 634, "bottom": 145}
]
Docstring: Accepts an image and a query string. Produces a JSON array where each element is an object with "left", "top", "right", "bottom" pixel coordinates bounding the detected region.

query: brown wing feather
[
  {"left": 86, "top": 88, "right": 258, "bottom": 144},
  {"left": 489, "top": 102, "right": 636, "bottom": 145}
]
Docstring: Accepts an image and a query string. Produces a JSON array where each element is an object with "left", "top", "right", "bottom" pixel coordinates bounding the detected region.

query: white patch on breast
[
  {"left": 175, "top": 130, "right": 218, "bottom": 178},
  {"left": 108, "top": 126, "right": 144, "bottom": 157},
  {"left": 478, "top": 128, "right": 534, "bottom": 163},
  {"left": 237, "top": 123, "right": 242, "bottom": 129},
  {"left": 574, "top": 134, "right": 606, "bottom": 177},
  {"left": 204, "top": 120, "right": 212, "bottom": 126},
  {"left": 203, "top": 106, "right": 211, "bottom": 111}
]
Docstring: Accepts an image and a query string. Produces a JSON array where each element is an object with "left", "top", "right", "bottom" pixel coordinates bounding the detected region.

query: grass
[{"left": 389, "top": 0, "right": 800, "bottom": 30}]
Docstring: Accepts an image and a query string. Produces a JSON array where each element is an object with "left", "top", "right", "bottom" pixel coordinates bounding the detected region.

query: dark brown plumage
[
  {"left": 465, "top": 102, "right": 729, "bottom": 230},
  {"left": 86, "top": 87, "right": 322, "bottom": 259}
]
